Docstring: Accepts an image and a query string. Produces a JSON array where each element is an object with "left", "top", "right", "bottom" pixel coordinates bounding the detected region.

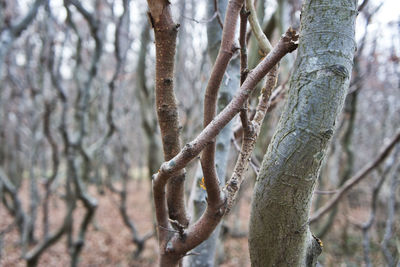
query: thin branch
[
  {"left": 224, "top": 65, "right": 278, "bottom": 214},
  {"left": 180, "top": 12, "right": 219, "bottom": 25},
  {"left": 117, "top": 143, "right": 154, "bottom": 258},
  {"left": 222, "top": 0, "right": 279, "bottom": 214},
  {"left": 147, "top": 0, "right": 189, "bottom": 234},
  {"left": 358, "top": 0, "right": 370, "bottom": 12},
  {"left": 152, "top": 28, "right": 297, "bottom": 258},
  {"left": 62, "top": 2, "right": 101, "bottom": 265},
  {"left": 355, "top": 160, "right": 395, "bottom": 267},
  {"left": 0, "top": 167, "right": 28, "bottom": 242},
  {"left": 245, "top": 0, "right": 273, "bottom": 55},
  {"left": 42, "top": 100, "right": 60, "bottom": 238},
  {"left": 239, "top": 6, "right": 250, "bottom": 133},
  {"left": 11, "top": 0, "right": 45, "bottom": 37},
  {"left": 214, "top": 0, "right": 224, "bottom": 29},
  {"left": 314, "top": 190, "right": 337, "bottom": 195},
  {"left": 200, "top": 0, "right": 244, "bottom": 208},
  {"left": 310, "top": 129, "right": 400, "bottom": 223},
  {"left": 104, "top": 0, "right": 130, "bottom": 144}
]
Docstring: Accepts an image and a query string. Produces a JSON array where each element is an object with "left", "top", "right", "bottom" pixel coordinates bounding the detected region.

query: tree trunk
[{"left": 249, "top": 0, "right": 358, "bottom": 266}]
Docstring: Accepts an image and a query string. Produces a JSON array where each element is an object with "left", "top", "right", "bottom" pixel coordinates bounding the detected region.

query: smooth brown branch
[
  {"left": 152, "top": 28, "right": 298, "bottom": 260},
  {"left": 153, "top": 28, "right": 298, "bottom": 189},
  {"left": 147, "top": 0, "right": 189, "bottom": 235},
  {"left": 224, "top": 65, "right": 278, "bottom": 214},
  {"left": 201, "top": 0, "right": 244, "bottom": 206},
  {"left": 310, "top": 129, "right": 400, "bottom": 223}
]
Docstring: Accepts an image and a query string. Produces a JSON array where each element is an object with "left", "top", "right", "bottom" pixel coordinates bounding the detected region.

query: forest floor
[
  {"left": 0, "top": 178, "right": 252, "bottom": 267},
  {"left": 1, "top": 175, "right": 391, "bottom": 266}
]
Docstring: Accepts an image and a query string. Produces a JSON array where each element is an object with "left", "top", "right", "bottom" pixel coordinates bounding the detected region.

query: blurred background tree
[{"left": 0, "top": 0, "right": 399, "bottom": 266}]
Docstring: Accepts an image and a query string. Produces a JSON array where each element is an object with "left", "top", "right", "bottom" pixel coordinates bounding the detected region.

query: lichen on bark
[{"left": 249, "top": 0, "right": 358, "bottom": 266}]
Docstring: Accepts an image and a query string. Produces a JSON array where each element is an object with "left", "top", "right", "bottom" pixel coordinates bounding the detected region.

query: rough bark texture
[
  {"left": 147, "top": 0, "right": 189, "bottom": 233},
  {"left": 249, "top": 0, "right": 358, "bottom": 266},
  {"left": 151, "top": 28, "right": 297, "bottom": 267}
]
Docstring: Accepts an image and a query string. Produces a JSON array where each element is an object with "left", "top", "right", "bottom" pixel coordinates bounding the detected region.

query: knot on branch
[
  {"left": 159, "top": 162, "right": 173, "bottom": 173},
  {"left": 227, "top": 179, "right": 238, "bottom": 192},
  {"left": 241, "top": 68, "right": 250, "bottom": 79},
  {"left": 241, "top": 8, "right": 251, "bottom": 18},
  {"left": 174, "top": 23, "right": 180, "bottom": 32},
  {"left": 326, "top": 64, "right": 349, "bottom": 79},
  {"left": 281, "top": 27, "right": 299, "bottom": 53},
  {"left": 182, "top": 143, "right": 195, "bottom": 157},
  {"left": 231, "top": 43, "right": 240, "bottom": 54},
  {"left": 163, "top": 77, "right": 173, "bottom": 85},
  {"left": 169, "top": 218, "right": 187, "bottom": 241}
]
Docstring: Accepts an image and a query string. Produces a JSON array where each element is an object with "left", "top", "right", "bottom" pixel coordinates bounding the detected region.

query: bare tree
[{"left": 146, "top": 0, "right": 297, "bottom": 265}]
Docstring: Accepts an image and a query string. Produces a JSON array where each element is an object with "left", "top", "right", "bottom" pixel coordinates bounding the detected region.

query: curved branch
[
  {"left": 152, "top": 29, "right": 297, "bottom": 262},
  {"left": 201, "top": 0, "right": 244, "bottom": 206}
]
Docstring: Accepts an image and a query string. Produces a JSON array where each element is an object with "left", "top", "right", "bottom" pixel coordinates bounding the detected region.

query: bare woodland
[{"left": 0, "top": 0, "right": 399, "bottom": 266}]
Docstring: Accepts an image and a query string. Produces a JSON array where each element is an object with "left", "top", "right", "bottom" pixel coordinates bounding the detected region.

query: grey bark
[
  {"left": 249, "top": 0, "right": 358, "bottom": 266},
  {"left": 0, "top": 0, "right": 44, "bottom": 77},
  {"left": 183, "top": 0, "right": 239, "bottom": 266}
]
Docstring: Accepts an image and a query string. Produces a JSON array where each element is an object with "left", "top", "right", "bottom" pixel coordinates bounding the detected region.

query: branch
[
  {"left": 147, "top": 0, "right": 189, "bottom": 253},
  {"left": 152, "top": 28, "right": 298, "bottom": 259},
  {"left": 0, "top": 167, "right": 28, "bottom": 239},
  {"left": 310, "top": 129, "right": 400, "bottom": 223},
  {"left": 117, "top": 143, "right": 154, "bottom": 258},
  {"left": 213, "top": 0, "right": 224, "bottom": 29},
  {"left": 231, "top": 137, "right": 260, "bottom": 173},
  {"left": 42, "top": 100, "right": 60, "bottom": 238},
  {"left": 239, "top": 6, "right": 250, "bottom": 131},
  {"left": 153, "top": 28, "right": 298, "bottom": 187},
  {"left": 200, "top": 0, "right": 244, "bottom": 213},
  {"left": 223, "top": 0, "right": 279, "bottom": 214},
  {"left": 11, "top": 0, "right": 45, "bottom": 37},
  {"left": 224, "top": 65, "right": 278, "bottom": 214},
  {"left": 351, "top": 158, "right": 396, "bottom": 267},
  {"left": 245, "top": 0, "right": 273, "bottom": 55}
]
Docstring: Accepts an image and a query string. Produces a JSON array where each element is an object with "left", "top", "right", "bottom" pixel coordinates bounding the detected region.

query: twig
[
  {"left": 314, "top": 190, "right": 337, "bottom": 195},
  {"left": 213, "top": 0, "right": 224, "bottom": 29},
  {"left": 310, "top": 129, "right": 400, "bottom": 223}
]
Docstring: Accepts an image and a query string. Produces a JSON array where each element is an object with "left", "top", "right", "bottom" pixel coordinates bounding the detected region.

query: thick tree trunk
[{"left": 249, "top": 0, "right": 358, "bottom": 266}]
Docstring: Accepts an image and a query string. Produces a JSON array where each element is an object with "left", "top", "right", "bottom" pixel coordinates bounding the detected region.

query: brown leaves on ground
[{"left": 0, "top": 179, "right": 251, "bottom": 266}]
